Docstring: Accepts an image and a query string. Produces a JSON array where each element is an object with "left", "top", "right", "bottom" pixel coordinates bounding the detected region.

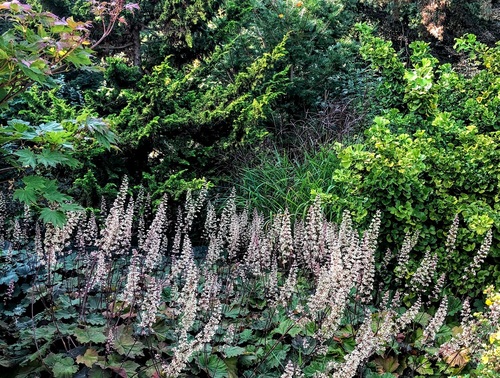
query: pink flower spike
[{"left": 125, "top": 3, "right": 140, "bottom": 11}]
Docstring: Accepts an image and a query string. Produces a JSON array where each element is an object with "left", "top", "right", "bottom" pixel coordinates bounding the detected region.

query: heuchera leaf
[
  {"left": 197, "top": 355, "right": 228, "bottom": 378},
  {"left": 105, "top": 353, "right": 140, "bottom": 378},
  {"left": 113, "top": 325, "right": 145, "bottom": 358},
  {"left": 73, "top": 326, "right": 107, "bottom": 344},
  {"left": 76, "top": 348, "right": 100, "bottom": 368},
  {"left": 43, "top": 354, "right": 78, "bottom": 378},
  {"left": 51, "top": 356, "right": 78, "bottom": 378},
  {"left": 221, "top": 346, "right": 246, "bottom": 358},
  {"left": 264, "top": 342, "right": 289, "bottom": 369}
]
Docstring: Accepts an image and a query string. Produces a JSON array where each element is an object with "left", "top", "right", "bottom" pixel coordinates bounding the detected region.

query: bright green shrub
[
  {"left": 315, "top": 26, "right": 500, "bottom": 294},
  {"left": 329, "top": 112, "right": 500, "bottom": 293},
  {"left": 0, "top": 1, "right": 118, "bottom": 225},
  {"left": 86, "top": 37, "right": 290, "bottom": 199}
]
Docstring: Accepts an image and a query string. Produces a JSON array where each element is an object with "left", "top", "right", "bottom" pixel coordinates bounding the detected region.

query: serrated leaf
[
  {"left": 52, "top": 356, "right": 78, "bottom": 378},
  {"left": 303, "top": 361, "right": 326, "bottom": 376},
  {"left": 35, "top": 325, "right": 57, "bottom": 341},
  {"left": 53, "top": 361, "right": 78, "bottom": 378},
  {"left": 76, "top": 348, "right": 99, "bottom": 368},
  {"left": 85, "top": 313, "right": 107, "bottom": 325},
  {"left": 197, "top": 354, "right": 228, "bottom": 378},
  {"left": 221, "top": 346, "right": 246, "bottom": 358},
  {"left": 20, "top": 64, "right": 45, "bottom": 83},
  {"left": 415, "top": 312, "right": 432, "bottom": 327},
  {"left": 0, "top": 270, "right": 18, "bottom": 285},
  {"left": 113, "top": 325, "right": 144, "bottom": 358},
  {"left": 105, "top": 353, "right": 140, "bottom": 377},
  {"left": 222, "top": 304, "right": 240, "bottom": 319},
  {"left": 272, "top": 318, "right": 301, "bottom": 337},
  {"left": 22, "top": 175, "right": 49, "bottom": 189},
  {"left": 447, "top": 296, "right": 462, "bottom": 316},
  {"left": 54, "top": 306, "right": 77, "bottom": 320},
  {"left": 13, "top": 148, "right": 37, "bottom": 168},
  {"left": 73, "top": 326, "right": 107, "bottom": 344},
  {"left": 38, "top": 122, "right": 64, "bottom": 133},
  {"left": 264, "top": 342, "right": 290, "bottom": 369},
  {"left": 13, "top": 187, "right": 37, "bottom": 204},
  {"left": 373, "top": 356, "right": 400, "bottom": 373},
  {"left": 40, "top": 208, "right": 67, "bottom": 227},
  {"left": 238, "top": 329, "right": 253, "bottom": 343},
  {"left": 38, "top": 149, "right": 71, "bottom": 167},
  {"left": 42, "top": 187, "right": 72, "bottom": 203}
]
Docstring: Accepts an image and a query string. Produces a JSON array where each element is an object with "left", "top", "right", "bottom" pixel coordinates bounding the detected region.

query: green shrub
[{"left": 238, "top": 27, "right": 500, "bottom": 295}]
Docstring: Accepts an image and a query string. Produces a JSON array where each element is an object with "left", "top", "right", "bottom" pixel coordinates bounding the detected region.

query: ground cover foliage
[
  {"left": 0, "top": 182, "right": 499, "bottom": 377},
  {"left": 2, "top": 1, "right": 500, "bottom": 377}
]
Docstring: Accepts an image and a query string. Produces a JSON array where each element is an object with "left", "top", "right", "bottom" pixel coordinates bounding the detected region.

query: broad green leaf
[
  {"left": 44, "top": 355, "right": 78, "bottom": 378},
  {"left": 38, "top": 149, "right": 70, "bottom": 167},
  {"left": 222, "top": 304, "right": 240, "bottom": 318},
  {"left": 447, "top": 296, "right": 463, "bottom": 316},
  {"left": 221, "top": 346, "right": 245, "bottom": 358},
  {"left": 41, "top": 181, "right": 71, "bottom": 202},
  {"left": 40, "top": 208, "right": 67, "bottom": 227},
  {"left": 238, "top": 329, "right": 253, "bottom": 343},
  {"left": 85, "top": 313, "right": 107, "bottom": 325},
  {"left": 373, "top": 356, "right": 400, "bottom": 374},
  {"left": 13, "top": 187, "right": 37, "bottom": 204},
  {"left": 272, "top": 318, "right": 301, "bottom": 337},
  {"left": 76, "top": 348, "right": 100, "bottom": 368},
  {"left": 73, "top": 326, "right": 107, "bottom": 344},
  {"left": 13, "top": 148, "right": 37, "bottom": 168},
  {"left": 38, "top": 121, "right": 64, "bottom": 133},
  {"left": 264, "top": 342, "right": 290, "bottom": 369},
  {"left": 54, "top": 306, "right": 77, "bottom": 320},
  {"left": 35, "top": 325, "right": 57, "bottom": 341},
  {"left": 0, "top": 270, "right": 18, "bottom": 285},
  {"left": 22, "top": 175, "right": 48, "bottom": 189},
  {"left": 52, "top": 357, "right": 78, "bottom": 378},
  {"left": 105, "top": 353, "right": 140, "bottom": 377},
  {"left": 113, "top": 325, "right": 145, "bottom": 358},
  {"left": 88, "top": 366, "right": 112, "bottom": 378},
  {"left": 303, "top": 361, "right": 327, "bottom": 376},
  {"left": 197, "top": 354, "right": 228, "bottom": 378},
  {"left": 20, "top": 64, "right": 45, "bottom": 84},
  {"left": 240, "top": 352, "right": 259, "bottom": 368},
  {"left": 27, "top": 342, "right": 51, "bottom": 362},
  {"left": 8, "top": 119, "right": 30, "bottom": 132}
]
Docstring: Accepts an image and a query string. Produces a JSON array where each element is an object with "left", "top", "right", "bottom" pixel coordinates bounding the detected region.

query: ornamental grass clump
[{"left": 0, "top": 184, "right": 496, "bottom": 377}]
